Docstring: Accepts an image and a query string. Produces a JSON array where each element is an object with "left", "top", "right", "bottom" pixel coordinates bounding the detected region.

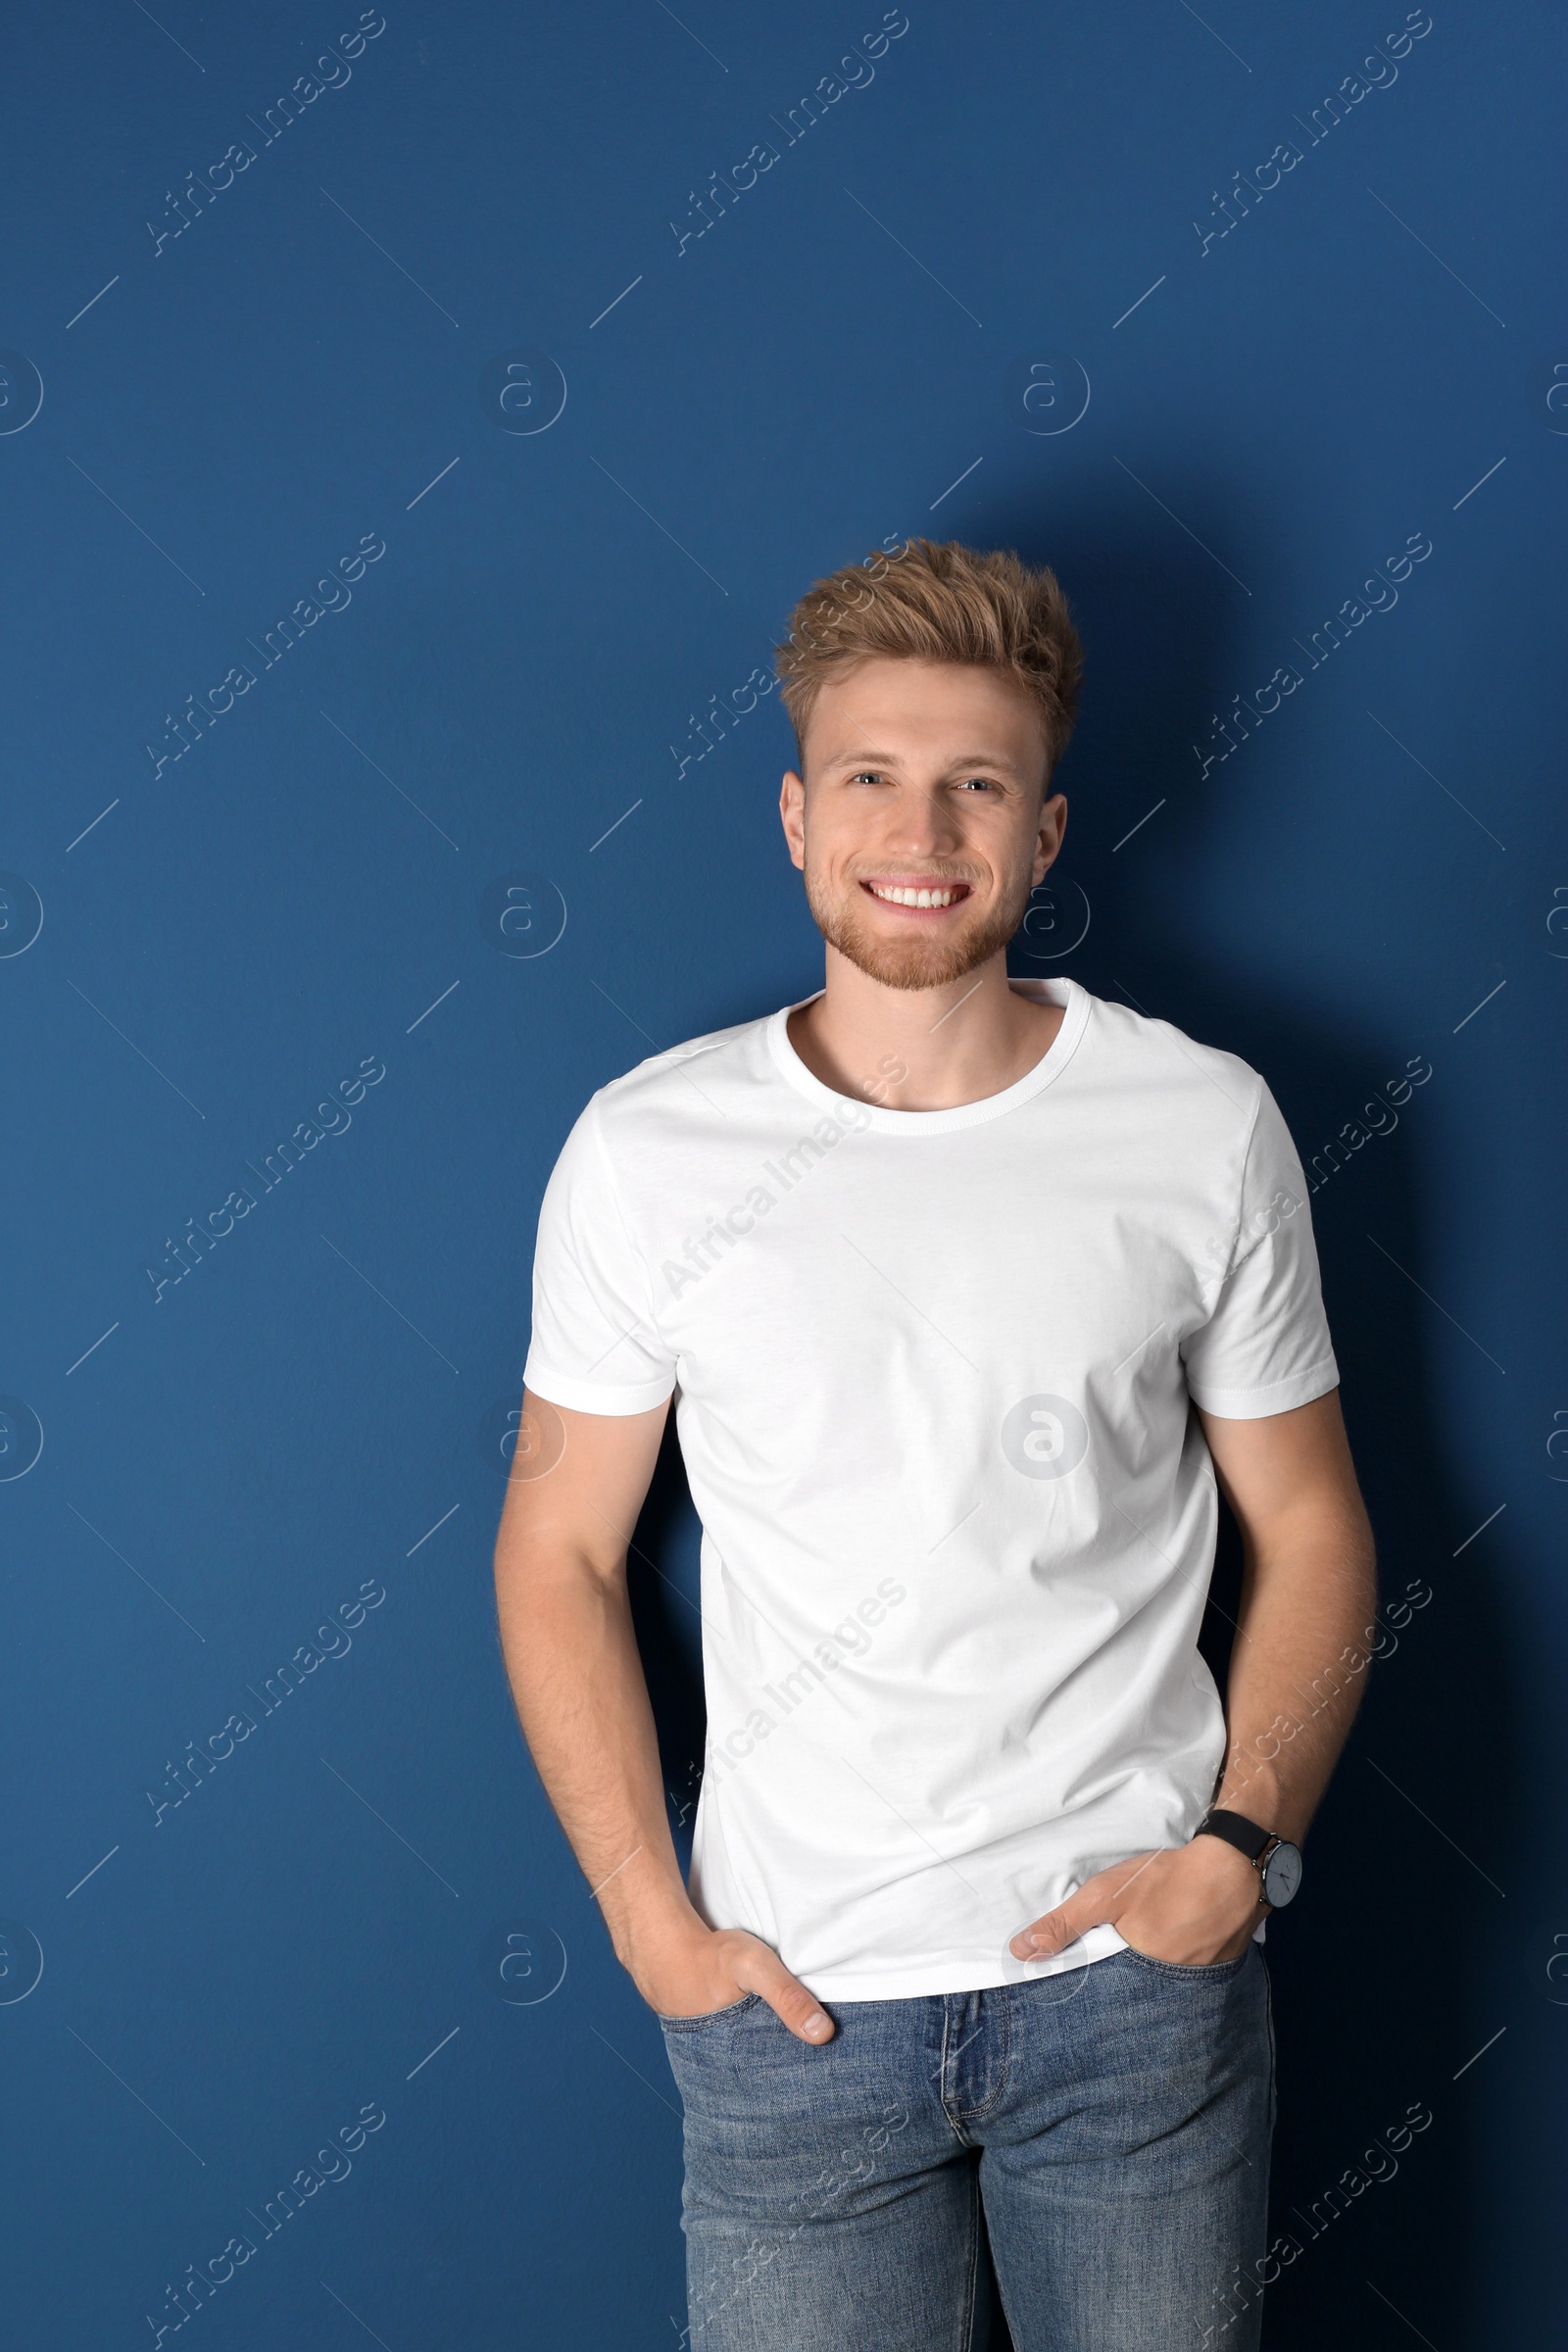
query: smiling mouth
[{"left": 860, "top": 878, "right": 973, "bottom": 912}]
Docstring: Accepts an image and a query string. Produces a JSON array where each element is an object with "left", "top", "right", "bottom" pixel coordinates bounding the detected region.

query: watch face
[{"left": 1261, "top": 1841, "right": 1303, "bottom": 1908}]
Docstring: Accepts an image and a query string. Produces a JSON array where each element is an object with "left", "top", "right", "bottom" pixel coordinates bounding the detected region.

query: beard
[{"left": 803, "top": 863, "right": 1031, "bottom": 992}]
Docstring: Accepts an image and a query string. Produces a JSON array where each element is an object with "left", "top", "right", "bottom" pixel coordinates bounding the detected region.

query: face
[{"left": 779, "top": 658, "right": 1067, "bottom": 992}]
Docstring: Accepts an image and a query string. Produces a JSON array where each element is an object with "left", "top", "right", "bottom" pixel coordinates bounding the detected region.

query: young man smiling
[{"left": 494, "top": 539, "right": 1377, "bottom": 2349}]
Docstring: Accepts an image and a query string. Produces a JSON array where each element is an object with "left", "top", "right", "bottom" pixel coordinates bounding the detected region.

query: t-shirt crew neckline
[{"left": 766, "top": 974, "right": 1091, "bottom": 1138}]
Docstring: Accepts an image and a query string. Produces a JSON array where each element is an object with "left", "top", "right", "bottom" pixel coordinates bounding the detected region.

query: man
[{"left": 493, "top": 538, "right": 1377, "bottom": 2349}]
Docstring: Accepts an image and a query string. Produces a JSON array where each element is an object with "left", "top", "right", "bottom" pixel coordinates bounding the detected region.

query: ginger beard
[{"left": 801, "top": 838, "right": 1039, "bottom": 992}]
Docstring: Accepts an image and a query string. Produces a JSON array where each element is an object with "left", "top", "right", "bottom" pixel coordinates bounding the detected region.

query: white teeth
[{"left": 868, "top": 882, "right": 961, "bottom": 907}]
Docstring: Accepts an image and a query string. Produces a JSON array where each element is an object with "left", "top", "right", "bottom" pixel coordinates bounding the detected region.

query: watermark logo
[
  {"left": 1016, "top": 876, "right": 1090, "bottom": 959},
  {"left": 479, "top": 871, "right": 567, "bottom": 957},
  {"left": 0, "top": 1397, "right": 44, "bottom": 1483},
  {"left": 1549, "top": 1937, "right": 1568, "bottom": 2004},
  {"left": 1534, "top": 352, "right": 1568, "bottom": 436},
  {"left": 668, "top": 659, "right": 778, "bottom": 781},
  {"left": 0, "top": 872, "right": 43, "bottom": 957},
  {"left": 476, "top": 1396, "right": 566, "bottom": 1482},
  {"left": 1546, "top": 1410, "right": 1568, "bottom": 1484},
  {"left": 1018, "top": 1948, "right": 1094, "bottom": 2004},
  {"left": 1525, "top": 1925, "right": 1568, "bottom": 2005},
  {"left": 1004, "top": 352, "right": 1091, "bottom": 437},
  {"left": 1001, "top": 1394, "right": 1089, "bottom": 1481},
  {"left": 1195, "top": 531, "right": 1434, "bottom": 782},
  {"left": 1191, "top": 13, "right": 1434, "bottom": 264},
  {"left": 478, "top": 1398, "right": 523, "bottom": 1476},
  {"left": 0, "top": 1919, "right": 44, "bottom": 2004},
  {"left": 144, "top": 11, "right": 387, "bottom": 260},
  {"left": 1202, "top": 1186, "right": 1303, "bottom": 1275},
  {"left": 479, "top": 348, "right": 567, "bottom": 435},
  {"left": 1303, "top": 1054, "right": 1432, "bottom": 1195},
  {"left": 142, "top": 2093, "right": 387, "bottom": 2340},
  {"left": 481, "top": 1919, "right": 567, "bottom": 2005},
  {"left": 705, "top": 1574, "right": 910, "bottom": 1791},
  {"left": 142, "top": 1054, "right": 386, "bottom": 1305},
  {"left": 0, "top": 350, "right": 43, "bottom": 435},
  {"left": 143, "top": 529, "right": 388, "bottom": 783},
  {"left": 665, "top": 12, "right": 910, "bottom": 261},
  {"left": 143, "top": 1578, "right": 388, "bottom": 1829},
  {"left": 662, "top": 1099, "right": 872, "bottom": 1298}
]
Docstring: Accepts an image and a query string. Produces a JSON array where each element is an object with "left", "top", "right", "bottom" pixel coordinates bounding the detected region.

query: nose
[{"left": 881, "top": 778, "right": 963, "bottom": 858}]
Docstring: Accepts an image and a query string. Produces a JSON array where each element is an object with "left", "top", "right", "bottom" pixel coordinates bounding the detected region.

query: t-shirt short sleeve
[
  {"left": 521, "top": 1095, "right": 678, "bottom": 1415},
  {"left": 1180, "top": 1079, "right": 1340, "bottom": 1419}
]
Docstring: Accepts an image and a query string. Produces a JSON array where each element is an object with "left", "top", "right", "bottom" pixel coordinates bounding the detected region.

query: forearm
[
  {"left": 488, "top": 1396, "right": 830, "bottom": 2038},
  {"left": 494, "top": 1550, "right": 698, "bottom": 1962},
  {"left": 1212, "top": 1508, "right": 1378, "bottom": 1841}
]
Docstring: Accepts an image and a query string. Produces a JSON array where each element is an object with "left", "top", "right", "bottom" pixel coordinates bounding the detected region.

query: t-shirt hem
[
  {"left": 1185, "top": 1357, "right": 1340, "bottom": 1420},
  {"left": 796, "top": 1924, "right": 1130, "bottom": 2002},
  {"left": 521, "top": 1359, "right": 676, "bottom": 1416}
]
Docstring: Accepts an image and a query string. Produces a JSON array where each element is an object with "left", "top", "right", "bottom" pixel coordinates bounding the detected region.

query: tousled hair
[{"left": 773, "top": 536, "right": 1084, "bottom": 778}]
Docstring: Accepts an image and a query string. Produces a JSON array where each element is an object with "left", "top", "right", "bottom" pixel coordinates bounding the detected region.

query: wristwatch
[{"left": 1195, "top": 1808, "right": 1303, "bottom": 1909}]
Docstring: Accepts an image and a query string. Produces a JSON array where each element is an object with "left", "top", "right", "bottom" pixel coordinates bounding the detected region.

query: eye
[
  {"left": 849, "top": 769, "right": 885, "bottom": 785},
  {"left": 955, "top": 775, "right": 998, "bottom": 792}
]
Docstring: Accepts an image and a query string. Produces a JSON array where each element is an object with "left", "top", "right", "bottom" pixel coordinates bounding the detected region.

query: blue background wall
[{"left": 2, "top": 3, "right": 1564, "bottom": 2343}]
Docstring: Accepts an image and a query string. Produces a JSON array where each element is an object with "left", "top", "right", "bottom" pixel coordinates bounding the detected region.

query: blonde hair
[{"left": 774, "top": 536, "right": 1084, "bottom": 775}]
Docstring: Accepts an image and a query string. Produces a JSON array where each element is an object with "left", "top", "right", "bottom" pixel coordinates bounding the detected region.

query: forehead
[{"left": 805, "top": 657, "right": 1045, "bottom": 768}]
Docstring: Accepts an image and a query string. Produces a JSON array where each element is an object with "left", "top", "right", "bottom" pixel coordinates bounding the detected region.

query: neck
[{"left": 788, "top": 945, "right": 1064, "bottom": 1110}]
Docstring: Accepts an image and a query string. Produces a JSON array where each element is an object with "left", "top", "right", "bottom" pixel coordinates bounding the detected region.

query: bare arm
[
  {"left": 1200, "top": 1385, "right": 1379, "bottom": 1841},
  {"left": 1011, "top": 1388, "right": 1378, "bottom": 1966},
  {"left": 492, "top": 1388, "right": 835, "bottom": 2039}
]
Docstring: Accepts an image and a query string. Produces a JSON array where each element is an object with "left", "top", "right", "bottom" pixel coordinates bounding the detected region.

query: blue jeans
[{"left": 660, "top": 1945, "right": 1275, "bottom": 2351}]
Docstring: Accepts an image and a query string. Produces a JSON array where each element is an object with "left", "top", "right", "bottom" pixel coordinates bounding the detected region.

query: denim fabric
[{"left": 661, "top": 1944, "right": 1275, "bottom": 2352}]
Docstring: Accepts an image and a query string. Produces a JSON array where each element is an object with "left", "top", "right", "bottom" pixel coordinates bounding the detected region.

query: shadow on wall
[
  {"left": 1013, "top": 490, "right": 1518, "bottom": 2349},
  {"left": 630, "top": 487, "right": 1518, "bottom": 2351}
]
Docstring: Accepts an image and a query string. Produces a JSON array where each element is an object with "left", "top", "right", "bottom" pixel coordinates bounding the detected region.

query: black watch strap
[{"left": 1196, "top": 1807, "right": 1274, "bottom": 1863}]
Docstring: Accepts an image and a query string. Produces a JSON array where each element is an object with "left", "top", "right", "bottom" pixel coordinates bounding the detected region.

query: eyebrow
[{"left": 818, "top": 746, "right": 1027, "bottom": 773}]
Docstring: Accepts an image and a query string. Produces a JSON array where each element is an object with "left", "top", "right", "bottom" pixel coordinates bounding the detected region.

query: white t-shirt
[{"left": 522, "top": 976, "right": 1339, "bottom": 2000}]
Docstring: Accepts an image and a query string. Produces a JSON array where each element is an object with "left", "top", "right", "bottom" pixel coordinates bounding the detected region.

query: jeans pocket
[
  {"left": 656, "top": 1991, "right": 763, "bottom": 2033},
  {"left": 1117, "top": 1943, "right": 1252, "bottom": 1982}
]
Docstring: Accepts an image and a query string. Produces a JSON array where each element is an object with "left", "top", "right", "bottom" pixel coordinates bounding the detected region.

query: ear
[
  {"left": 779, "top": 768, "right": 807, "bottom": 871},
  {"left": 1032, "top": 785, "right": 1067, "bottom": 886}
]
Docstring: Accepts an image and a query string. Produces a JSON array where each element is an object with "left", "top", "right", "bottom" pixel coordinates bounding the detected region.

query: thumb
[
  {"left": 1009, "top": 1887, "right": 1098, "bottom": 1962},
  {"left": 1009, "top": 1857, "right": 1141, "bottom": 1961},
  {"left": 739, "top": 1949, "right": 835, "bottom": 2044}
]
